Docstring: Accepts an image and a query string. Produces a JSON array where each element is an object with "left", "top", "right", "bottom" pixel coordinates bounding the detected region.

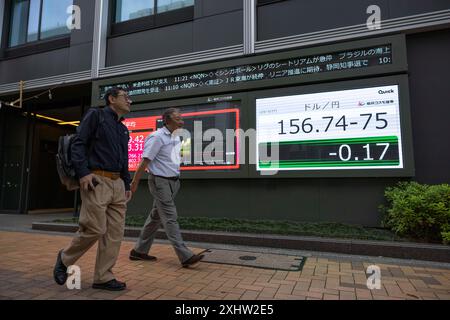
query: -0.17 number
[{"left": 332, "top": 143, "right": 390, "bottom": 162}]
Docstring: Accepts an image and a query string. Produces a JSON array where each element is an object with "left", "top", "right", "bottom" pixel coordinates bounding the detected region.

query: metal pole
[{"left": 243, "top": 0, "right": 256, "bottom": 55}]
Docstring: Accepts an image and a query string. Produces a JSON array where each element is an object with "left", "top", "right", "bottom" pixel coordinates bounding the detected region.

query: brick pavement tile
[
  {"left": 340, "top": 275, "right": 354, "bottom": 284},
  {"left": 383, "top": 284, "right": 408, "bottom": 299},
  {"left": 177, "top": 292, "right": 208, "bottom": 300},
  {"left": 310, "top": 287, "right": 340, "bottom": 295},
  {"left": 123, "top": 290, "right": 149, "bottom": 299},
  {"left": 372, "top": 295, "right": 402, "bottom": 300},
  {"left": 114, "top": 295, "right": 139, "bottom": 300},
  {"left": 270, "top": 279, "right": 296, "bottom": 286},
  {"left": 224, "top": 293, "right": 243, "bottom": 300},
  {"left": 435, "top": 293, "right": 450, "bottom": 300},
  {"left": 314, "top": 267, "right": 328, "bottom": 276},
  {"left": 237, "top": 277, "right": 258, "bottom": 285},
  {"left": 310, "top": 279, "right": 326, "bottom": 289},
  {"left": 337, "top": 286, "right": 356, "bottom": 293},
  {"left": 293, "top": 290, "right": 323, "bottom": 300},
  {"left": 355, "top": 288, "right": 373, "bottom": 300},
  {"left": 397, "top": 280, "right": 418, "bottom": 293},
  {"left": 13, "top": 293, "right": 41, "bottom": 300},
  {"left": 253, "top": 282, "right": 280, "bottom": 290},
  {"left": 323, "top": 294, "right": 339, "bottom": 300},
  {"left": 139, "top": 289, "right": 167, "bottom": 300},
  {"left": 0, "top": 290, "right": 26, "bottom": 298},
  {"left": 255, "top": 275, "right": 273, "bottom": 283},
  {"left": 64, "top": 295, "right": 92, "bottom": 300},
  {"left": 257, "top": 287, "right": 278, "bottom": 299},
  {"left": 183, "top": 283, "right": 206, "bottom": 294},
  {"left": 339, "top": 291, "right": 357, "bottom": 300},
  {"left": 222, "top": 278, "right": 242, "bottom": 288},
  {"left": 419, "top": 277, "right": 442, "bottom": 286},
  {"left": 300, "top": 269, "right": 314, "bottom": 276},
  {"left": 89, "top": 290, "right": 124, "bottom": 300},
  {"left": 235, "top": 284, "right": 265, "bottom": 292},
  {"left": 325, "top": 277, "right": 340, "bottom": 290},
  {"left": 274, "top": 293, "right": 306, "bottom": 300},
  {"left": 197, "top": 289, "right": 227, "bottom": 299},
  {"left": 294, "top": 280, "right": 311, "bottom": 291},
  {"left": 217, "top": 286, "right": 246, "bottom": 295},
  {"left": 240, "top": 290, "right": 259, "bottom": 300},
  {"left": 204, "top": 281, "right": 226, "bottom": 292},
  {"left": 31, "top": 291, "right": 62, "bottom": 300},
  {"left": 276, "top": 284, "right": 294, "bottom": 295}
]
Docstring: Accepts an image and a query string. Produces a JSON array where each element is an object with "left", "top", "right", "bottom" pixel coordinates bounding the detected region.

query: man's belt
[
  {"left": 153, "top": 174, "right": 180, "bottom": 181},
  {"left": 92, "top": 170, "right": 121, "bottom": 180}
]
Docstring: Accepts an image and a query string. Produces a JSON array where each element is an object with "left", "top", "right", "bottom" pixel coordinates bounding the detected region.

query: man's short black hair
[
  {"left": 104, "top": 86, "right": 126, "bottom": 105},
  {"left": 162, "top": 108, "right": 180, "bottom": 125}
]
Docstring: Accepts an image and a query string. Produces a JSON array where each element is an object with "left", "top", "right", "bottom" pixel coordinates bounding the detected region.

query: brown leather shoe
[
  {"left": 129, "top": 249, "right": 157, "bottom": 261},
  {"left": 182, "top": 254, "right": 204, "bottom": 268}
]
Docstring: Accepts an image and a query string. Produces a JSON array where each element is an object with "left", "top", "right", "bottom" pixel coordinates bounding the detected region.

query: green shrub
[{"left": 381, "top": 182, "right": 450, "bottom": 244}]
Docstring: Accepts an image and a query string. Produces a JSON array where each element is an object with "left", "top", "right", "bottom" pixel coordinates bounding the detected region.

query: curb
[{"left": 32, "top": 222, "right": 450, "bottom": 263}]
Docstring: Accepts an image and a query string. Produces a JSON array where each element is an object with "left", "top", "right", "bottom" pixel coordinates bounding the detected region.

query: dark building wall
[
  {"left": 128, "top": 177, "right": 398, "bottom": 226},
  {"left": 389, "top": 0, "right": 450, "bottom": 18},
  {"left": 0, "top": 110, "right": 29, "bottom": 211},
  {"left": 0, "top": 0, "right": 94, "bottom": 84},
  {"left": 406, "top": 29, "right": 450, "bottom": 184},
  {"left": 258, "top": 0, "right": 450, "bottom": 41},
  {"left": 106, "top": 0, "right": 243, "bottom": 66}
]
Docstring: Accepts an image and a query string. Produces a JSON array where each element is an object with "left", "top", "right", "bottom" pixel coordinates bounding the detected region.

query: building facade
[{"left": 0, "top": 0, "right": 449, "bottom": 226}]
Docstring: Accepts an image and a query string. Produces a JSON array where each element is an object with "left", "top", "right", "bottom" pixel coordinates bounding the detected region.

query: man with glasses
[{"left": 53, "top": 87, "right": 133, "bottom": 291}]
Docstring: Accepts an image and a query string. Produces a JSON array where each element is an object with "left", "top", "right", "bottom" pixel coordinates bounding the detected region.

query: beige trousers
[{"left": 62, "top": 174, "right": 126, "bottom": 283}]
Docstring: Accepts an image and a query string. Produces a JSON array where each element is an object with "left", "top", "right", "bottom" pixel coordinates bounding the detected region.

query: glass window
[
  {"left": 27, "top": 0, "right": 40, "bottom": 42},
  {"left": 115, "top": 0, "right": 154, "bottom": 22},
  {"left": 40, "top": 0, "right": 72, "bottom": 39},
  {"left": 8, "top": 0, "right": 29, "bottom": 47},
  {"left": 8, "top": 0, "right": 73, "bottom": 47},
  {"left": 157, "top": 0, "right": 194, "bottom": 14},
  {"left": 114, "top": 0, "right": 194, "bottom": 23}
]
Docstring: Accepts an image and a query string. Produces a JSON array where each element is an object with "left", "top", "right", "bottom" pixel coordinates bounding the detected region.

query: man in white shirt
[{"left": 129, "top": 108, "right": 204, "bottom": 267}]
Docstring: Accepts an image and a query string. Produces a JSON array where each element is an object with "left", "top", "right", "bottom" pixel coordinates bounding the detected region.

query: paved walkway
[
  {"left": 0, "top": 231, "right": 449, "bottom": 300},
  {"left": 0, "top": 213, "right": 73, "bottom": 233}
]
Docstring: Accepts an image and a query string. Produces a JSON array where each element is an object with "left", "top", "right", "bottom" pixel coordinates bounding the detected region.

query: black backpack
[{"left": 56, "top": 108, "right": 105, "bottom": 191}]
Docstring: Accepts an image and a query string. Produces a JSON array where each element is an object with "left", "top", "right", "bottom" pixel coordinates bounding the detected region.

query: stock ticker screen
[
  {"left": 100, "top": 45, "right": 393, "bottom": 99},
  {"left": 124, "top": 102, "right": 241, "bottom": 172},
  {"left": 256, "top": 85, "right": 404, "bottom": 171}
]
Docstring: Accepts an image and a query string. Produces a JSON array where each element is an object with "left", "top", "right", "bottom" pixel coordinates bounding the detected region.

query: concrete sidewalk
[
  {"left": 0, "top": 213, "right": 74, "bottom": 233},
  {"left": 0, "top": 230, "right": 449, "bottom": 300}
]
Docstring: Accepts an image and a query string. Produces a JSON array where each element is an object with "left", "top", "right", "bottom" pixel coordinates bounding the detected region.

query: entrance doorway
[
  {"left": 0, "top": 83, "right": 91, "bottom": 215},
  {"left": 27, "top": 106, "right": 83, "bottom": 213}
]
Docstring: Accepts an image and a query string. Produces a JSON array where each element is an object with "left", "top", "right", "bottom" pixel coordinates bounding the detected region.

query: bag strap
[{"left": 88, "top": 107, "right": 105, "bottom": 154}]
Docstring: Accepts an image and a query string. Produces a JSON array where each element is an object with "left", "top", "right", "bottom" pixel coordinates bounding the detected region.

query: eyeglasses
[{"left": 116, "top": 93, "right": 132, "bottom": 102}]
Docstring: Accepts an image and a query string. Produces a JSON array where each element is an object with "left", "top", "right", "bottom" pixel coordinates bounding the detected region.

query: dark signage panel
[{"left": 100, "top": 45, "right": 392, "bottom": 99}]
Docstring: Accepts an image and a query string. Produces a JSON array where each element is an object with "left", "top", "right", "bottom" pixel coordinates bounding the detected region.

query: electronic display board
[
  {"left": 124, "top": 102, "right": 240, "bottom": 172},
  {"left": 256, "top": 85, "right": 404, "bottom": 171},
  {"left": 100, "top": 45, "right": 392, "bottom": 99}
]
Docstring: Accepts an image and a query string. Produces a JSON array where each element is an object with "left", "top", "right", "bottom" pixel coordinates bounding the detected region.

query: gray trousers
[{"left": 134, "top": 175, "right": 194, "bottom": 263}]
